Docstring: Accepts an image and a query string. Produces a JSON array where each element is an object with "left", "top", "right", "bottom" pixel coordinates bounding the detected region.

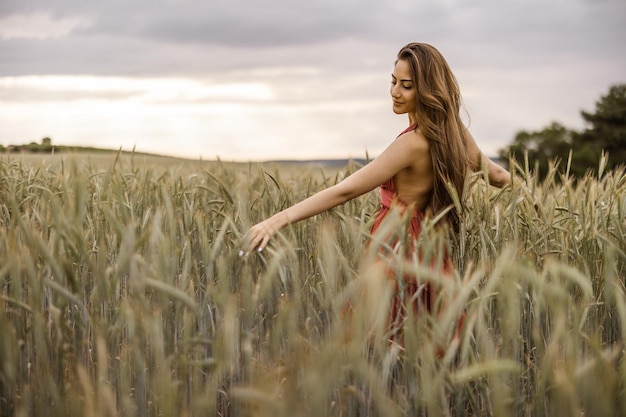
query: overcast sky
[{"left": 1, "top": 0, "right": 624, "bottom": 161}]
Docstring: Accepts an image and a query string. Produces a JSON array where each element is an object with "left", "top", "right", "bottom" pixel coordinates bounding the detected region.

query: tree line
[
  {"left": 1, "top": 137, "right": 55, "bottom": 153},
  {"left": 498, "top": 83, "right": 626, "bottom": 179}
]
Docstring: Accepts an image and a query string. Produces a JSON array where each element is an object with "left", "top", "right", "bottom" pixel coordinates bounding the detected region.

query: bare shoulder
[{"left": 395, "top": 128, "right": 429, "bottom": 155}]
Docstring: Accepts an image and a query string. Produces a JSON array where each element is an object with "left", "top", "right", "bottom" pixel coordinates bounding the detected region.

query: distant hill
[
  {"left": 264, "top": 158, "right": 368, "bottom": 168},
  {"left": 1, "top": 139, "right": 156, "bottom": 157},
  {"left": 2, "top": 138, "right": 370, "bottom": 168}
]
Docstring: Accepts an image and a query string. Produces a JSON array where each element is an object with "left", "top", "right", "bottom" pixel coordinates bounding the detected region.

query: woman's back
[{"left": 388, "top": 127, "right": 435, "bottom": 213}]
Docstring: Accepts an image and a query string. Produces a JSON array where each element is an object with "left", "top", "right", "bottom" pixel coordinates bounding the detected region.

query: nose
[{"left": 391, "top": 83, "right": 401, "bottom": 98}]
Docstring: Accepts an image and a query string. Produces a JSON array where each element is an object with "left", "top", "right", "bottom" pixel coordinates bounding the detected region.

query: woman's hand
[{"left": 240, "top": 219, "right": 279, "bottom": 256}]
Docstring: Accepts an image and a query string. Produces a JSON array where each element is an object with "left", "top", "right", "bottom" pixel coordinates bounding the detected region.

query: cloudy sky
[{"left": 1, "top": 0, "right": 624, "bottom": 161}]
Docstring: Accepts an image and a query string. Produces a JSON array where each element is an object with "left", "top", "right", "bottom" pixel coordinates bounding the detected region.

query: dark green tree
[
  {"left": 572, "top": 84, "right": 626, "bottom": 175},
  {"left": 499, "top": 84, "right": 626, "bottom": 179},
  {"left": 498, "top": 121, "right": 573, "bottom": 179}
]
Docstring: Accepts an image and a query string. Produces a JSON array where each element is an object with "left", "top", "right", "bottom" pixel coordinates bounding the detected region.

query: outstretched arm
[
  {"left": 241, "top": 131, "right": 422, "bottom": 253},
  {"left": 465, "top": 130, "right": 511, "bottom": 188}
]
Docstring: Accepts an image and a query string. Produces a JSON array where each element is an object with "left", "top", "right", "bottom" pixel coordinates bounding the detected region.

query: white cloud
[
  {"left": 0, "top": 11, "right": 92, "bottom": 40},
  {"left": 0, "top": 75, "right": 275, "bottom": 102}
]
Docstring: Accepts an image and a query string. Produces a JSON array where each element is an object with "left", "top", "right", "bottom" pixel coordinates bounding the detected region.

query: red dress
[
  {"left": 370, "top": 174, "right": 438, "bottom": 332},
  {"left": 369, "top": 125, "right": 459, "bottom": 344}
]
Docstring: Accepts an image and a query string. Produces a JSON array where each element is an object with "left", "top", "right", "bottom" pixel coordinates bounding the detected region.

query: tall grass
[{"left": 0, "top": 154, "right": 624, "bottom": 416}]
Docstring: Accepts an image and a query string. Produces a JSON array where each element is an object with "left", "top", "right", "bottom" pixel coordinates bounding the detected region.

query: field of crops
[{"left": 0, "top": 153, "right": 624, "bottom": 416}]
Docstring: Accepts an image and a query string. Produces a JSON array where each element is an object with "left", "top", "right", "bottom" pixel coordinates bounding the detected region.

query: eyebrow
[{"left": 391, "top": 75, "right": 413, "bottom": 83}]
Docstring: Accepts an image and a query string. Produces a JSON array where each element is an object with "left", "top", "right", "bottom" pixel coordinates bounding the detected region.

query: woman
[{"left": 240, "top": 42, "right": 510, "bottom": 341}]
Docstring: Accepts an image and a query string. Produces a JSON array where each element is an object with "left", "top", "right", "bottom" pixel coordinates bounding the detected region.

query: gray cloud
[
  {"left": 1, "top": 0, "right": 624, "bottom": 159},
  {"left": 1, "top": 0, "right": 624, "bottom": 76}
]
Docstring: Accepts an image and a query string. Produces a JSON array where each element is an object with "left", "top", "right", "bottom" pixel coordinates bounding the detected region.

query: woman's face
[{"left": 390, "top": 59, "right": 416, "bottom": 116}]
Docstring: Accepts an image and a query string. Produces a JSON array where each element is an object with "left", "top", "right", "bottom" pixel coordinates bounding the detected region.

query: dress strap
[{"left": 399, "top": 124, "right": 417, "bottom": 136}]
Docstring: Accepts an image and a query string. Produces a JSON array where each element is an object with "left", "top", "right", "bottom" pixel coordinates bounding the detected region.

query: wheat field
[{"left": 0, "top": 153, "right": 624, "bottom": 417}]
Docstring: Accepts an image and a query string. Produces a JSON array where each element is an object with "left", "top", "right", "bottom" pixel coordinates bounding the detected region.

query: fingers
[
  {"left": 239, "top": 224, "right": 272, "bottom": 256},
  {"left": 259, "top": 236, "right": 270, "bottom": 251},
  {"left": 239, "top": 235, "right": 259, "bottom": 256}
]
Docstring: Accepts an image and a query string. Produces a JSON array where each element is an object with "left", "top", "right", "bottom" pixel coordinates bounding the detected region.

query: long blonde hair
[{"left": 397, "top": 42, "right": 470, "bottom": 230}]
